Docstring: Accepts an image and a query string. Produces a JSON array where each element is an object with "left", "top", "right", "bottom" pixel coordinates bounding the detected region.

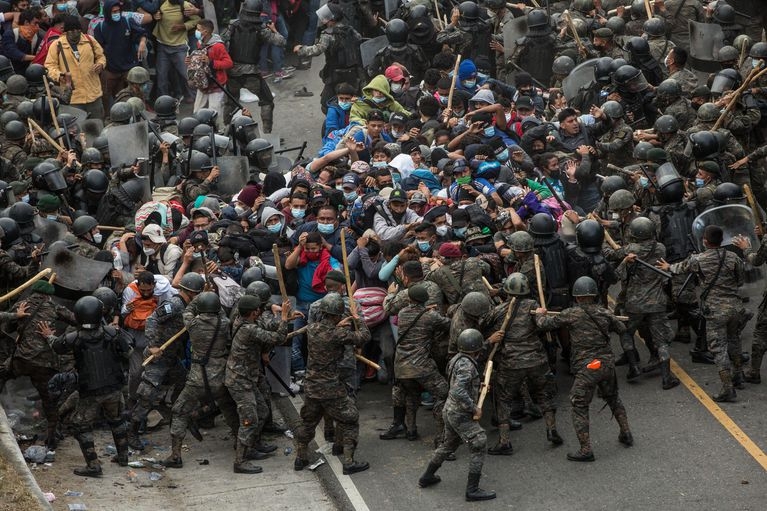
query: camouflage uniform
[
  {"left": 659, "top": 0, "right": 705, "bottom": 48},
  {"left": 447, "top": 305, "right": 494, "bottom": 358},
  {"left": 536, "top": 303, "right": 631, "bottom": 454},
  {"left": 0, "top": 141, "right": 25, "bottom": 181},
  {"left": 669, "top": 247, "right": 745, "bottom": 373},
  {"left": 647, "top": 37, "right": 675, "bottom": 74},
  {"left": 426, "top": 257, "right": 490, "bottom": 305},
  {"left": 169, "top": 303, "right": 239, "bottom": 440},
  {"left": 661, "top": 97, "right": 696, "bottom": 131},
  {"left": 743, "top": 235, "right": 767, "bottom": 379},
  {"left": 62, "top": 233, "right": 100, "bottom": 259},
  {"left": 180, "top": 177, "right": 212, "bottom": 207},
  {"left": 503, "top": 252, "right": 542, "bottom": 292},
  {"left": 226, "top": 315, "right": 288, "bottom": 448},
  {"left": 428, "top": 352, "right": 486, "bottom": 473},
  {"left": 394, "top": 302, "right": 451, "bottom": 441},
  {"left": 614, "top": 241, "right": 674, "bottom": 362},
  {"left": 0, "top": 248, "right": 39, "bottom": 286},
  {"left": 668, "top": 68, "right": 699, "bottom": 96},
  {"left": 661, "top": 132, "right": 692, "bottom": 176},
  {"left": 595, "top": 119, "right": 635, "bottom": 169},
  {"left": 293, "top": 317, "right": 370, "bottom": 466}
]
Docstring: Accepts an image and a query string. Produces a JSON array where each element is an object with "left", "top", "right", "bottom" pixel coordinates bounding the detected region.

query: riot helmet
[
  {"left": 6, "top": 75, "right": 28, "bottom": 96},
  {"left": 527, "top": 9, "right": 549, "bottom": 30},
  {"left": 503, "top": 272, "right": 530, "bottom": 296},
  {"left": 4, "top": 119, "right": 26, "bottom": 141},
  {"left": 188, "top": 150, "right": 213, "bottom": 174},
  {"left": 594, "top": 57, "right": 615, "bottom": 84},
  {"left": 245, "top": 138, "right": 274, "bottom": 169},
  {"left": 601, "top": 175, "right": 628, "bottom": 197},
  {"left": 528, "top": 212, "right": 557, "bottom": 238},
  {"left": 750, "top": 42, "right": 767, "bottom": 60},
  {"left": 0, "top": 56, "right": 14, "bottom": 81},
  {"left": 613, "top": 65, "right": 649, "bottom": 94},
  {"left": 712, "top": 182, "right": 745, "bottom": 205},
  {"left": 655, "top": 162, "right": 684, "bottom": 204},
  {"left": 601, "top": 100, "right": 624, "bottom": 119},
  {"left": 74, "top": 296, "right": 104, "bottom": 329},
  {"left": 24, "top": 64, "right": 45, "bottom": 86},
  {"left": 179, "top": 272, "right": 206, "bottom": 293},
  {"left": 713, "top": 4, "right": 736, "bottom": 25},
  {"left": 689, "top": 131, "right": 721, "bottom": 160},
  {"left": 461, "top": 292, "right": 491, "bottom": 318},
  {"left": 154, "top": 95, "right": 179, "bottom": 119},
  {"left": 16, "top": 100, "right": 33, "bottom": 121},
  {"left": 231, "top": 115, "right": 259, "bottom": 146},
  {"left": 84, "top": 169, "right": 109, "bottom": 194},
  {"left": 194, "top": 108, "right": 218, "bottom": 127},
  {"left": 241, "top": 267, "right": 264, "bottom": 288},
  {"left": 628, "top": 216, "right": 655, "bottom": 241},
  {"left": 633, "top": 141, "right": 654, "bottom": 160},
  {"left": 178, "top": 116, "right": 200, "bottom": 137},
  {"left": 0, "top": 180, "right": 15, "bottom": 208},
  {"left": 575, "top": 219, "right": 604, "bottom": 254},
  {"left": 0, "top": 217, "right": 20, "bottom": 247},
  {"left": 81, "top": 147, "right": 104, "bottom": 166},
  {"left": 710, "top": 68, "right": 741, "bottom": 95},
  {"left": 31, "top": 162, "right": 67, "bottom": 192},
  {"left": 572, "top": 276, "right": 598, "bottom": 297},
  {"left": 245, "top": 281, "right": 272, "bottom": 302},
  {"left": 110, "top": 101, "right": 134, "bottom": 123},
  {"left": 457, "top": 328, "right": 484, "bottom": 353},
  {"left": 458, "top": 1, "right": 479, "bottom": 21},
  {"left": 643, "top": 17, "right": 665, "bottom": 37},
  {"left": 386, "top": 18, "right": 408, "bottom": 46},
  {"left": 653, "top": 115, "right": 679, "bottom": 135},
  {"left": 606, "top": 16, "right": 626, "bottom": 35},
  {"left": 92, "top": 287, "right": 118, "bottom": 314},
  {"left": 196, "top": 292, "right": 221, "bottom": 313}
]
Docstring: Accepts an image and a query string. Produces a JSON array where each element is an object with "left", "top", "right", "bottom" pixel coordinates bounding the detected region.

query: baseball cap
[
  {"left": 310, "top": 188, "right": 328, "bottom": 204},
  {"left": 189, "top": 229, "right": 209, "bottom": 245},
  {"left": 410, "top": 191, "right": 427, "bottom": 204},
  {"left": 389, "top": 189, "right": 408, "bottom": 203},
  {"left": 515, "top": 96, "right": 534, "bottom": 111},
  {"left": 342, "top": 173, "right": 360, "bottom": 189},
  {"left": 368, "top": 109, "right": 386, "bottom": 122},
  {"left": 351, "top": 160, "right": 370, "bottom": 174},
  {"left": 389, "top": 112, "right": 407, "bottom": 126},
  {"left": 141, "top": 224, "right": 166, "bottom": 243},
  {"left": 384, "top": 65, "right": 405, "bottom": 82}
]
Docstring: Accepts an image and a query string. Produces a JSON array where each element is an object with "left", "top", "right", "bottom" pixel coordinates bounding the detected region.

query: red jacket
[
  {"left": 33, "top": 27, "right": 62, "bottom": 65},
  {"left": 198, "top": 35, "right": 232, "bottom": 91}
]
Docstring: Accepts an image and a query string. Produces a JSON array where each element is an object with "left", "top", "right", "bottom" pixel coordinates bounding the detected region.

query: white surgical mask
[
  {"left": 143, "top": 247, "right": 156, "bottom": 256},
  {"left": 46, "top": 214, "right": 58, "bottom": 221},
  {"left": 436, "top": 225, "right": 449, "bottom": 237},
  {"left": 390, "top": 83, "right": 403, "bottom": 94},
  {"left": 92, "top": 233, "right": 103, "bottom": 244}
]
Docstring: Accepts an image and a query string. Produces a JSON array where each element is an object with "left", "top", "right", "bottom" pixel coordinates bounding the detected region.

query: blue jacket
[
  {"left": 324, "top": 97, "right": 350, "bottom": 142},
  {"left": 93, "top": 0, "right": 146, "bottom": 73},
  {"left": 1, "top": 22, "right": 43, "bottom": 72}
]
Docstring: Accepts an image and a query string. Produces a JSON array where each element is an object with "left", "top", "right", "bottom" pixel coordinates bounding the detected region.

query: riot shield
[
  {"left": 107, "top": 121, "right": 150, "bottom": 168},
  {"left": 58, "top": 104, "right": 89, "bottom": 127},
  {"left": 82, "top": 119, "right": 104, "bottom": 148},
  {"left": 691, "top": 204, "right": 758, "bottom": 252},
  {"left": 361, "top": 35, "right": 388, "bottom": 69},
  {"left": 562, "top": 58, "right": 597, "bottom": 101},
  {"left": 33, "top": 216, "right": 68, "bottom": 247},
  {"left": 688, "top": 21, "right": 725, "bottom": 76},
  {"left": 213, "top": 156, "right": 249, "bottom": 198},
  {"left": 384, "top": 0, "right": 398, "bottom": 19},
  {"left": 274, "top": 155, "right": 294, "bottom": 174},
  {"left": 503, "top": 16, "right": 529, "bottom": 60},
  {"left": 42, "top": 241, "right": 114, "bottom": 293}
]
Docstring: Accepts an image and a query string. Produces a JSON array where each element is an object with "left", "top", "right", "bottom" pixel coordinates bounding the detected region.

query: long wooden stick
[
  {"left": 29, "top": 119, "right": 65, "bottom": 153},
  {"left": 97, "top": 225, "right": 125, "bottom": 231},
  {"left": 474, "top": 358, "right": 493, "bottom": 421},
  {"left": 474, "top": 296, "right": 517, "bottom": 420},
  {"left": 42, "top": 77, "right": 61, "bottom": 133},
  {"left": 744, "top": 184, "right": 764, "bottom": 228},
  {"left": 272, "top": 244, "right": 288, "bottom": 301},
  {"left": 563, "top": 11, "right": 586, "bottom": 55},
  {"left": 0, "top": 268, "right": 53, "bottom": 304},
  {"left": 713, "top": 64, "right": 767, "bottom": 130},
  {"left": 142, "top": 327, "right": 187, "bottom": 366},
  {"left": 643, "top": 0, "right": 653, "bottom": 19},
  {"left": 433, "top": 0, "right": 444, "bottom": 30},
  {"left": 533, "top": 254, "right": 555, "bottom": 345},
  {"left": 530, "top": 310, "right": 629, "bottom": 321},
  {"left": 447, "top": 53, "right": 462, "bottom": 112},
  {"left": 339, "top": 229, "right": 357, "bottom": 317}
]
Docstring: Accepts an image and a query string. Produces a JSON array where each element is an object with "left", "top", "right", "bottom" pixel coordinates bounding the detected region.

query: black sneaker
[{"left": 342, "top": 461, "right": 370, "bottom": 475}]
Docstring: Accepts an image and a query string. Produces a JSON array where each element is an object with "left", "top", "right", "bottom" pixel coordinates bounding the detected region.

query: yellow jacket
[{"left": 44, "top": 34, "right": 106, "bottom": 105}]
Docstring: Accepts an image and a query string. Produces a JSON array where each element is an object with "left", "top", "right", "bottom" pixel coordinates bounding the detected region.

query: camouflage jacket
[
  {"left": 426, "top": 257, "right": 490, "bottom": 305},
  {"left": 615, "top": 240, "right": 668, "bottom": 314},
  {"left": 394, "top": 303, "right": 450, "bottom": 379},
  {"left": 0, "top": 248, "right": 37, "bottom": 286},
  {"left": 383, "top": 280, "right": 444, "bottom": 316},
  {"left": 668, "top": 68, "right": 699, "bottom": 96},
  {"left": 536, "top": 303, "right": 626, "bottom": 370},
  {"left": 226, "top": 316, "right": 288, "bottom": 385},
  {"left": 669, "top": 247, "right": 744, "bottom": 310},
  {"left": 444, "top": 353, "right": 480, "bottom": 415},
  {"left": 14, "top": 292, "right": 74, "bottom": 367},
  {"left": 304, "top": 317, "right": 370, "bottom": 399},
  {"left": 307, "top": 293, "right": 358, "bottom": 371},
  {"left": 145, "top": 294, "right": 188, "bottom": 359},
  {"left": 662, "top": 98, "right": 696, "bottom": 131},
  {"left": 448, "top": 305, "right": 492, "bottom": 356},
  {"left": 489, "top": 298, "right": 546, "bottom": 369}
]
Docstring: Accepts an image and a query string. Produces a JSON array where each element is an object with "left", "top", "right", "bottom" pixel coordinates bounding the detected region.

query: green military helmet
[
  {"left": 601, "top": 100, "right": 624, "bottom": 119},
  {"left": 696, "top": 102, "right": 720, "bottom": 122},
  {"left": 241, "top": 266, "right": 264, "bottom": 288},
  {"left": 601, "top": 175, "right": 628, "bottom": 197},
  {"left": 572, "top": 276, "right": 598, "bottom": 297},
  {"left": 457, "top": 328, "right": 484, "bottom": 353},
  {"left": 246, "top": 281, "right": 272, "bottom": 303},
  {"left": 503, "top": 272, "right": 530, "bottom": 297},
  {"left": 110, "top": 101, "right": 134, "bottom": 123},
  {"left": 633, "top": 141, "right": 654, "bottom": 160},
  {"left": 196, "top": 291, "right": 221, "bottom": 314},
  {"left": 72, "top": 215, "right": 98, "bottom": 237},
  {"left": 716, "top": 45, "right": 738, "bottom": 63},
  {"left": 606, "top": 16, "right": 625, "bottom": 35},
  {"left": 646, "top": 147, "right": 668, "bottom": 163},
  {"left": 508, "top": 231, "right": 534, "bottom": 252},
  {"left": 4, "top": 119, "right": 26, "bottom": 141},
  {"left": 237, "top": 295, "right": 262, "bottom": 316},
  {"left": 6, "top": 75, "right": 28, "bottom": 96},
  {"left": 628, "top": 216, "right": 655, "bottom": 241},
  {"left": 552, "top": 55, "right": 575, "bottom": 76},
  {"left": 461, "top": 292, "right": 491, "bottom": 318},
  {"left": 572, "top": 0, "right": 594, "bottom": 14},
  {"left": 642, "top": 17, "right": 665, "bottom": 37},
  {"left": 408, "top": 284, "right": 430, "bottom": 304},
  {"left": 319, "top": 293, "right": 345, "bottom": 316},
  {"left": 127, "top": 96, "right": 145, "bottom": 115},
  {"left": 179, "top": 272, "right": 205, "bottom": 294},
  {"left": 733, "top": 35, "right": 753, "bottom": 54},
  {"left": 656, "top": 79, "right": 681, "bottom": 99},
  {"left": 653, "top": 114, "right": 679, "bottom": 134},
  {"left": 126, "top": 66, "right": 150, "bottom": 85},
  {"left": 608, "top": 189, "right": 635, "bottom": 211},
  {"left": 750, "top": 42, "right": 767, "bottom": 60}
]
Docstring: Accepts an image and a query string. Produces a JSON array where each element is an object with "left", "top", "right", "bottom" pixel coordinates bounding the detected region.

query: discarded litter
[
  {"left": 127, "top": 461, "right": 145, "bottom": 468},
  {"left": 284, "top": 447, "right": 292, "bottom": 456},
  {"left": 141, "top": 457, "right": 159, "bottom": 464},
  {"left": 125, "top": 470, "right": 137, "bottom": 482},
  {"left": 68, "top": 505, "right": 87, "bottom": 511},
  {"left": 24, "top": 445, "right": 47, "bottom": 463},
  {"left": 284, "top": 430, "right": 294, "bottom": 439},
  {"left": 149, "top": 472, "right": 163, "bottom": 481},
  {"left": 64, "top": 491, "right": 83, "bottom": 497},
  {"left": 198, "top": 459, "right": 209, "bottom": 465},
  {"left": 308, "top": 459, "right": 325, "bottom": 471},
  {"left": 104, "top": 444, "right": 117, "bottom": 455},
  {"left": 44, "top": 492, "right": 55, "bottom": 502}
]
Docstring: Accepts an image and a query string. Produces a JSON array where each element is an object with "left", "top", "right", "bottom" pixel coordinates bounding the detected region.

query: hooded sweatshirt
[
  {"left": 260, "top": 206, "right": 294, "bottom": 239},
  {"left": 349, "top": 74, "right": 410, "bottom": 125},
  {"left": 94, "top": 0, "right": 146, "bottom": 73}
]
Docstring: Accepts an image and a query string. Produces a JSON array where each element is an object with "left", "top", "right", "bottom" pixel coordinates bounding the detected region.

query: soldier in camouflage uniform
[
  {"left": 666, "top": 48, "right": 699, "bottom": 96},
  {"left": 426, "top": 246, "right": 490, "bottom": 305},
  {"left": 655, "top": 79, "right": 696, "bottom": 130},
  {"left": 293, "top": 294, "right": 371, "bottom": 475},
  {"left": 436, "top": 2, "right": 492, "bottom": 69},
  {"left": 660, "top": 225, "right": 745, "bottom": 402},
  {"left": 45, "top": 296, "right": 132, "bottom": 477},
  {"left": 487, "top": 274, "right": 562, "bottom": 456},
  {"left": 536, "top": 277, "right": 633, "bottom": 462},
  {"left": 447, "top": 292, "right": 494, "bottom": 358},
  {"left": 596, "top": 100, "right": 636, "bottom": 169},
  {"left": 615, "top": 217, "right": 680, "bottom": 389},
  {"left": 0, "top": 223, "right": 41, "bottom": 286},
  {"left": 128, "top": 273, "right": 204, "bottom": 451},
  {"left": 163, "top": 292, "right": 241, "bottom": 468},
  {"left": 0, "top": 120, "right": 29, "bottom": 178},
  {"left": 734, "top": 231, "right": 767, "bottom": 383},
  {"left": 503, "top": 231, "right": 542, "bottom": 290},
  {"left": 418, "top": 329, "right": 496, "bottom": 502},
  {"left": 226, "top": 295, "right": 292, "bottom": 473},
  {"left": 393, "top": 285, "right": 451, "bottom": 446},
  {"left": 656, "top": 0, "right": 705, "bottom": 47},
  {"left": 2, "top": 281, "right": 74, "bottom": 450}
]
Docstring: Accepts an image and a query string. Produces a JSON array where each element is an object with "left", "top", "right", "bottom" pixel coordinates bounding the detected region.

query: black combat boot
[
  {"left": 74, "top": 436, "right": 103, "bottom": 477},
  {"left": 110, "top": 420, "right": 130, "bottom": 467},
  {"left": 342, "top": 446, "right": 369, "bottom": 475},
  {"left": 744, "top": 349, "right": 763, "bottom": 384},
  {"left": 713, "top": 370, "right": 737, "bottom": 402},
  {"left": 544, "top": 412, "right": 563, "bottom": 446},
  {"left": 162, "top": 436, "right": 184, "bottom": 468},
  {"left": 234, "top": 441, "right": 263, "bottom": 474},
  {"left": 323, "top": 422, "right": 335, "bottom": 443},
  {"left": 127, "top": 420, "right": 144, "bottom": 451},
  {"left": 465, "top": 471, "right": 496, "bottom": 501},
  {"left": 294, "top": 445, "right": 309, "bottom": 471},
  {"left": 418, "top": 462, "right": 442, "bottom": 488},
  {"left": 487, "top": 424, "right": 513, "bottom": 455},
  {"left": 406, "top": 428, "right": 419, "bottom": 441},
  {"left": 379, "top": 406, "right": 406, "bottom": 440},
  {"left": 690, "top": 334, "right": 715, "bottom": 364},
  {"left": 660, "top": 360, "right": 680, "bottom": 390},
  {"left": 625, "top": 349, "right": 642, "bottom": 381},
  {"left": 45, "top": 425, "right": 58, "bottom": 451},
  {"left": 567, "top": 432, "right": 595, "bottom": 462}
]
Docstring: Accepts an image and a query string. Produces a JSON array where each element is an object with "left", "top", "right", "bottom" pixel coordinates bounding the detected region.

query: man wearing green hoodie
[{"left": 349, "top": 74, "right": 411, "bottom": 125}]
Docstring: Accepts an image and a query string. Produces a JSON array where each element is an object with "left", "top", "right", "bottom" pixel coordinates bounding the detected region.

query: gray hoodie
[{"left": 260, "top": 205, "right": 294, "bottom": 238}]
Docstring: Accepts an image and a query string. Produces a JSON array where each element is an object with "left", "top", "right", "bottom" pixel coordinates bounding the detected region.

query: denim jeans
[
  {"left": 259, "top": 15, "right": 288, "bottom": 72},
  {"left": 302, "top": 0, "right": 320, "bottom": 45},
  {"left": 155, "top": 42, "right": 193, "bottom": 99}
]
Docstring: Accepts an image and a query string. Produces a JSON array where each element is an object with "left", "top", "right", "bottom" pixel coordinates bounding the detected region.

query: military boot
[
  {"left": 673, "top": 324, "right": 691, "bottom": 344},
  {"left": 417, "top": 462, "right": 442, "bottom": 488},
  {"left": 234, "top": 441, "right": 263, "bottom": 474},
  {"left": 566, "top": 431, "right": 595, "bottom": 462},
  {"left": 162, "top": 436, "right": 184, "bottom": 468},
  {"left": 323, "top": 422, "right": 335, "bottom": 443},
  {"left": 690, "top": 334, "right": 715, "bottom": 364},
  {"left": 110, "top": 421, "right": 130, "bottom": 467},
  {"left": 260, "top": 104, "right": 274, "bottom": 134},
  {"left": 127, "top": 420, "right": 144, "bottom": 451},
  {"left": 74, "top": 436, "right": 103, "bottom": 477},
  {"left": 660, "top": 360, "right": 680, "bottom": 390},
  {"left": 465, "top": 471, "right": 496, "bottom": 501},
  {"left": 713, "top": 370, "right": 737, "bottom": 402},
  {"left": 625, "top": 349, "right": 642, "bottom": 381},
  {"left": 641, "top": 354, "right": 660, "bottom": 374},
  {"left": 379, "top": 406, "right": 406, "bottom": 440},
  {"left": 487, "top": 424, "right": 513, "bottom": 455},
  {"left": 544, "top": 412, "right": 563, "bottom": 446},
  {"left": 615, "top": 408, "right": 634, "bottom": 447},
  {"left": 731, "top": 353, "right": 746, "bottom": 390},
  {"left": 744, "top": 349, "right": 763, "bottom": 384},
  {"left": 45, "top": 425, "right": 58, "bottom": 451},
  {"left": 342, "top": 445, "right": 369, "bottom": 475},
  {"left": 294, "top": 444, "right": 309, "bottom": 471}
]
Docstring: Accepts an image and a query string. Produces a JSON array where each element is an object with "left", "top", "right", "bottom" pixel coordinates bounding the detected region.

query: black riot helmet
[
  {"left": 154, "top": 95, "right": 179, "bottom": 119},
  {"left": 118, "top": 178, "right": 149, "bottom": 204},
  {"left": 643, "top": 17, "right": 665, "bottom": 37},
  {"left": 74, "top": 296, "right": 104, "bottom": 329},
  {"left": 552, "top": 55, "right": 575, "bottom": 76},
  {"left": 24, "top": 64, "right": 45, "bottom": 86},
  {"left": 625, "top": 36, "right": 651, "bottom": 57},
  {"left": 32, "top": 162, "right": 67, "bottom": 192},
  {"left": 9, "top": 202, "right": 36, "bottom": 234},
  {"left": 81, "top": 147, "right": 104, "bottom": 166},
  {"left": 709, "top": 68, "right": 741, "bottom": 96},
  {"left": 606, "top": 16, "right": 626, "bottom": 35},
  {"left": 713, "top": 182, "right": 745, "bottom": 205},
  {"left": 92, "top": 287, "right": 118, "bottom": 314},
  {"left": 178, "top": 116, "right": 200, "bottom": 137},
  {"left": 572, "top": 276, "right": 598, "bottom": 297},
  {"left": 527, "top": 9, "right": 549, "bottom": 30},
  {"left": 231, "top": 115, "right": 259, "bottom": 145},
  {"left": 457, "top": 328, "right": 484, "bottom": 353},
  {"left": 32, "top": 96, "right": 59, "bottom": 125},
  {"left": 84, "top": 169, "right": 109, "bottom": 194},
  {"left": 458, "top": 1, "right": 479, "bottom": 21},
  {"left": 93, "top": 135, "right": 110, "bottom": 158},
  {"left": 386, "top": 18, "right": 408, "bottom": 46},
  {"left": 246, "top": 281, "right": 272, "bottom": 303},
  {"left": 750, "top": 42, "right": 767, "bottom": 60},
  {"left": 613, "top": 65, "right": 648, "bottom": 94},
  {"left": 655, "top": 162, "right": 684, "bottom": 204},
  {"left": 575, "top": 219, "right": 605, "bottom": 254},
  {"left": 653, "top": 115, "right": 679, "bottom": 135},
  {"left": 713, "top": 3, "right": 736, "bottom": 25},
  {"left": 110, "top": 101, "right": 134, "bottom": 123},
  {"left": 0, "top": 217, "right": 20, "bottom": 247},
  {"left": 187, "top": 150, "right": 213, "bottom": 174},
  {"left": 594, "top": 57, "right": 614, "bottom": 84},
  {"left": 0, "top": 180, "right": 15, "bottom": 208},
  {"left": 241, "top": 266, "right": 264, "bottom": 288},
  {"left": 194, "top": 108, "right": 218, "bottom": 127},
  {"left": 528, "top": 213, "right": 557, "bottom": 238},
  {"left": 689, "top": 131, "right": 721, "bottom": 160},
  {"left": 245, "top": 138, "right": 274, "bottom": 170},
  {"left": 0, "top": 55, "right": 14, "bottom": 81},
  {"left": 656, "top": 79, "right": 681, "bottom": 100}
]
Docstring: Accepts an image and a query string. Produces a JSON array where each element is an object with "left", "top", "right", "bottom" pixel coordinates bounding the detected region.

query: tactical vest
[
  {"left": 653, "top": 203, "right": 696, "bottom": 263},
  {"left": 329, "top": 25, "right": 362, "bottom": 70},
  {"left": 534, "top": 236, "right": 570, "bottom": 308},
  {"left": 228, "top": 21, "right": 263, "bottom": 65},
  {"left": 123, "top": 282, "right": 158, "bottom": 330},
  {"left": 72, "top": 327, "right": 125, "bottom": 394}
]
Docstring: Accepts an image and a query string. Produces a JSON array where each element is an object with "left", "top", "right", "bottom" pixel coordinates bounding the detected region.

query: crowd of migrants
[{"left": 1, "top": 0, "right": 767, "bottom": 503}]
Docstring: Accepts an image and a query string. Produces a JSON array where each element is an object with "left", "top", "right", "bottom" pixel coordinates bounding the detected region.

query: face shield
[
  {"left": 316, "top": 4, "right": 333, "bottom": 25},
  {"left": 256, "top": 146, "right": 274, "bottom": 169},
  {"left": 709, "top": 74, "right": 736, "bottom": 95},
  {"left": 619, "top": 71, "right": 649, "bottom": 94},
  {"left": 41, "top": 168, "right": 68, "bottom": 192}
]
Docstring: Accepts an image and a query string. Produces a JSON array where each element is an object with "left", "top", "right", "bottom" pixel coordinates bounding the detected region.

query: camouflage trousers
[
  {"left": 621, "top": 312, "right": 673, "bottom": 361},
  {"left": 750, "top": 303, "right": 767, "bottom": 358},
  {"left": 131, "top": 356, "right": 187, "bottom": 423},
  {"left": 70, "top": 389, "right": 128, "bottom": 467},
  {"left": 398, "top": 371, "right": 448, "bottom": 442},
  {"left": 9, "top": 358, "right": 59, "bottom": 429},
  {"left": 323, "top": 367, "right": 355, "bottom": 440},
  {"left": 227, "top": 378, "right": 270, "bottom": 447},
  {"left": 494, "top": 362, "right": 554, "bottom": 427},
  {"left": 570, "top": 363, "right": 625, "bottom": 436},
  {"left": 706, "top": 307, "right": 744, "bottom": 372},
  {"left": 429, "top": 409, "right": 486, "bottom": 473},
  {"left": 294, "top": 395, "right": 359, "bottom": 462}
]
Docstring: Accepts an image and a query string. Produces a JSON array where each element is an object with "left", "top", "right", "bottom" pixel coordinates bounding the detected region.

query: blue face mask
[
  {"left": 438, "top": 95, "right": 449, "bottom": 105},
  {"left": 291, "top": 208, "right": 306, "bottom": 219},
  {"left": 56, "top": 3, "right": 67, "bottom": 11},
  {"left": 462, "top": 80, "right": 476, "bottom": 89},
  {"left": 338, "top": 101, "right": 352, "bottom": 111},
  {"left": 194, "top": 30, "right": 202, "bottom": 40},
  {"left": 21, "top": 194, "right": 30, "bottom": 203},
  {"left": 695, "top": 178, "right": 705, "bottom": 188},
  {"left": 497, "top": 149, "right": 509, "bottom": 162},
  {"left": 639, "top": 176, "right": 649, "bottom": 189},
  {"left": 417, "top": 240, "right": 432, "bottom": 252},
  {"left": 317, "top": 222, "right": 335, "bottom": 234},
  {"left": 344, "top": 191, "right": 358, "bottom": 202},
  {"left": 267, "top": 221, "right": 282, "bottom": 234},
  {"left": 372, "top": 96, "right": 387, "bottom": 104},
  {"left": 453, "top": 226, "right": 467, "bottom": 238},
  {"left": 372, "top": 161, "right": 387, "bottom": 169},
  {"left": 47, "top": 214, "right": 58, "bottom": 221},
  {"left": 484, "top": 126, "right": 496, "bottom": 138},
  {"left": 111, "top": 13, "right": 121, "bottom": 22}
]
